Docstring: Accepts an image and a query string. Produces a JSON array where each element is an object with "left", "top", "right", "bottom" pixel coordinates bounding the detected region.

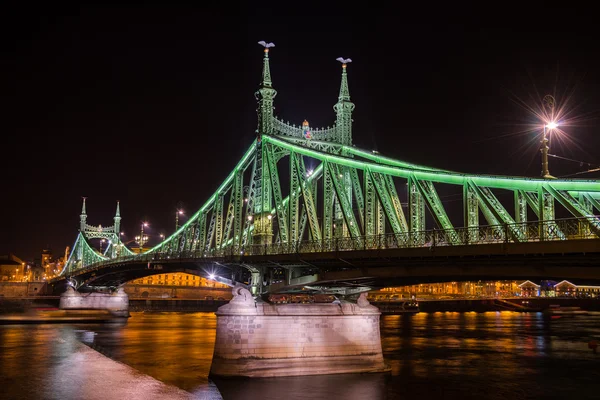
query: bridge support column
[
  {"left": 249, "top": 271, "right": 262, "bottom": 296},
  {"left": 59, "top": 286, "right": 129, "bottom": 317},
  {"left": 252, "top": 212, "right": 273, "bottom": 247},
  {"left": 209, "top": 287, "right": 390, "bottom": 378}
]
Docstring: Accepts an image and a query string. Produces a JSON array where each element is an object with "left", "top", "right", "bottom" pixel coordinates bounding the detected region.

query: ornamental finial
[
  {"left": 258, "top": 40, "right": 275, "bottom": 53},
  {"left": 336, "top": 57, "right": 352, "bottom": 68}
]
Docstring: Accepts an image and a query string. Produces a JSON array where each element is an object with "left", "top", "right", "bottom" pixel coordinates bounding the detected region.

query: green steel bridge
[{"left": 49, "top": 43, "right": 600, "bottom": 296}]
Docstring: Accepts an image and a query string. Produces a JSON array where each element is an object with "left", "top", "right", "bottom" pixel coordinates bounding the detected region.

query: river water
[{"left": 1, "top": 311, "right": 600, "bottom": 399}]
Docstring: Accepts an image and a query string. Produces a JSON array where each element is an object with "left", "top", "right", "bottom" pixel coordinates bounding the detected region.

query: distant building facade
[
  {"left": 370, "top": 279, "right": 600, "bottom": 300},
  {"left": 128, "top": 273, "right": 229, "bottom": 288},
  {"left": 0, "top": 254, "right": 25, "bottom": 281}
]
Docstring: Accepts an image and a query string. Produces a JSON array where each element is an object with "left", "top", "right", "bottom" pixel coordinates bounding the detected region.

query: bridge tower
[
  {"left": 64, "top": 198, "right": 133, "bottom": 276},
  {"left": 333, "top": 59, "right": 356, "bottom": 238},
  {"left": 112, "top": 201, "right": 122, "bottom": 257},
  {"left": 334, "top": 59, "right": 355, "bottom": 146},
  {"left": 78, "top": 197, "right": 87, "bottom": 262},
  {"left": 251, "top": 41, "right": 277, "bottom": 247}
]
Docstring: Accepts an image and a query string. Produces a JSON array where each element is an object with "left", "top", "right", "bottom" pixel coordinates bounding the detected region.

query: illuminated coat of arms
[{"left": 302, "top": 119, "right": 312, "bottom": 140}]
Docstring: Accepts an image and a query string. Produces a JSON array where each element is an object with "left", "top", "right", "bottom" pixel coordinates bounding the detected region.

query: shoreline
[{"left": 2, "top": 296, "right": 600, "bottom": 317}]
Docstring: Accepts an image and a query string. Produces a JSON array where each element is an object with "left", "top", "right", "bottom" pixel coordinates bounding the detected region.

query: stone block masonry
[
  {"left": 59, "top": 286, "right": 129, "bottom": 316},
  {"left": 209, "top": 287, "right": 390, "bottom": 378}
]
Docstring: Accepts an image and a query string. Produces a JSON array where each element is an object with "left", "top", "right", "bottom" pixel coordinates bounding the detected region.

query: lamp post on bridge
[
  {"left": 541, "top": 94, "right": 558, "bottom": 179},
  {"left": 246, "top": 215, "right": 253, "bottom": 248},
  {"left": 541, "top": 121, "right": 558, "bottom": 179},
  {"left": 135, "top": 222, "right": 149, "bottom": 253},
  {"left": 175, "top": 209, "right": 184, "bottom": 231}
]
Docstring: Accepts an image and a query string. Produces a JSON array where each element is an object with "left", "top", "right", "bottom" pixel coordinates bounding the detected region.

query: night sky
[{"left": 3, "top": 4, "right": 599, "bottom": 262}]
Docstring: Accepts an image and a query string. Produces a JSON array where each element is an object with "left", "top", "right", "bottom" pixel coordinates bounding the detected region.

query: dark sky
[{"left": 2, "top": 4, "right": 599, "bottom": 261}]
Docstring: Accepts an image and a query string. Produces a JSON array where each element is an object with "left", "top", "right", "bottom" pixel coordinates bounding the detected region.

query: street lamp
[
  {"left": 135, "top": 222, "right": 149, "bottom": 253},
  {"left": 100, "top": 238, "right": 106, "bottom": 253},
  {"left": 245, "top": 215, "right": 253, "bottom": 246},
  {"left": 175, "top": 209, "right": 184, "bottom": 230},
  {"left": 541, "top": 121, "right": 558, "bottom": 179}
]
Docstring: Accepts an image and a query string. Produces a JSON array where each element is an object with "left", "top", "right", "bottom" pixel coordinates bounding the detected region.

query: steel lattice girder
[
  {"left": 63, "top": 233, "right": 107, "bottom": 273},
  {"left": 139, "top": 134, "right": 598, "bottom": 259}
]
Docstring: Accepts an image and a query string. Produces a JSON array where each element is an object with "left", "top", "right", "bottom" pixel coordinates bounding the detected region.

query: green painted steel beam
[
  {"left": 408, "top": 176, "right": 425, "bottom": 235},
  {"left": 384, "top": 175, "right": 409, "bottom": 232},
  {"left": 328, "top": 162, "right": 361, "bottom": 238},
  {"left": 266, "top": 143, "right": 288, "bottom": 243},
  {"left": 343, "top": 145, "right": 454, "bottom": 173},
  {"left": 323, "top": 161, "right": 334, "bottom": 241},
  {"left": 289, "top": 152, "right": 300, "bottom": 242},
  {"left": 412, "top": 176, "right": 457, "bottom": 239},
  {"left": 367, "top": 168, "right": 404, "bottom": 236},
  {"left": 546, "top": 185, "right": 600, "bottom": 237},
  {"left": 215, "top": 193, "right": 224, "bottom": 248},
  {"left": 583, "top": 193, "right": 600, "bottom": 213},
  {"left": 467, "top": 181, "right": 525, "bottom": 242},
  {"left": 264, "top": 135, "right": 600, "bottom": 192},
  {"left": 147, "top": 142, "right": 256, "bottom": 253},
  {"left": 350, "top": 168, "right": 365, "bottom": 230},
  {"left": 293, "top": 153, "right": 322, "bottom": 241}
]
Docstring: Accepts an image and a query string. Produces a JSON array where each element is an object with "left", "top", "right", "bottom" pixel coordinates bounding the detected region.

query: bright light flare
[
  {"left": 202, "top": 265, "right": 221, "bottom": 282},
  {"left": 495, "top": 86, "right": 597, "bottom": 176}
]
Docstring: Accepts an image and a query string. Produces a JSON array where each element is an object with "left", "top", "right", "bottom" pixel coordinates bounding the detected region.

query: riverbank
[
  {"left": 0, "top": 309, "right": 128, "bottom": 324},
  {"left": 3, "top": 295, "right": 600, "bottom": 316},
  {"left": 415, "top": 297, "right": 600, "bottom": 312},
  {"left": 0, "top": 328, "right": 206, "bottom": 400}
]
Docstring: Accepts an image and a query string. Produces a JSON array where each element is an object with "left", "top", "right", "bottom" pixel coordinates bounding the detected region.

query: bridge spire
[
  {"left": 114, "top": 201, "right": 121, "bottom": 235},
  {"left": 252, "top": 41, "right": 278, "bottom": 247},
  {"left": 334, "top": 57, "right": 355, "bottom": 146},
  {"left": 79, "top": 197, "right": 87, "bottom": 232},
  {"left": 258, "top": 40, "right": 275, "bottom": 88},
  {"left": 255, "top": 41, "right": 277, "bottom": 139}
]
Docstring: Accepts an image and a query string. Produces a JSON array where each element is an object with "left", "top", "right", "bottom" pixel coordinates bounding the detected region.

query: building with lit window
[
  {"left": 368, "top": 279, "right": 600, "bottom": 300},
  {"left": 0, "top": 254, "right": 25, "bottom": 281},
  {"left": 128, "top": 273, "right": 228, "bottom": 288},
  {"left": 555, "top": 280, "right": 600, "bottom": 298},
  {"left": 518, "top": 280, "right": 540, "bottom": 297}
]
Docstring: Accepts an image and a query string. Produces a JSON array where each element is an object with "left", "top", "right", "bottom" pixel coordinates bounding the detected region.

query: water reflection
[
  {"left": 212, "top": 373, "right": 387, "bottom": 400},
  {"left": 2, "top": 311, "right": 600, "bottom": 399},
  {"left": 83, "top": 311, "right": 218, "bottom": 391}
]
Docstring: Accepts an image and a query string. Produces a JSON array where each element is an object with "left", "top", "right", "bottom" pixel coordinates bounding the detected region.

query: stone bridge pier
[
  {"left": 209, "top": 287, "right": 390, "bottom": 378},
  {"left": 59, "top": 286, "right": 130, "bottom": 317}
]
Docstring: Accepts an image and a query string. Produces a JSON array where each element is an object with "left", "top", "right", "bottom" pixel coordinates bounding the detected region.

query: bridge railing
[
  {"left": 70, "top": 215, "right": 599, "bottom": 274},
  {"left": 237, "top": 215, "right": 599, "bottom": 256}
]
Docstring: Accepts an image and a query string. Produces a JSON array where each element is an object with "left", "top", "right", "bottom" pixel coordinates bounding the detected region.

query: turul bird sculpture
[
  {"left": 336, "top": 57, "right": 352, "bottom": 64},
  {"left": 258, "top": 41, "right": 275, "bottom": 48}
]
